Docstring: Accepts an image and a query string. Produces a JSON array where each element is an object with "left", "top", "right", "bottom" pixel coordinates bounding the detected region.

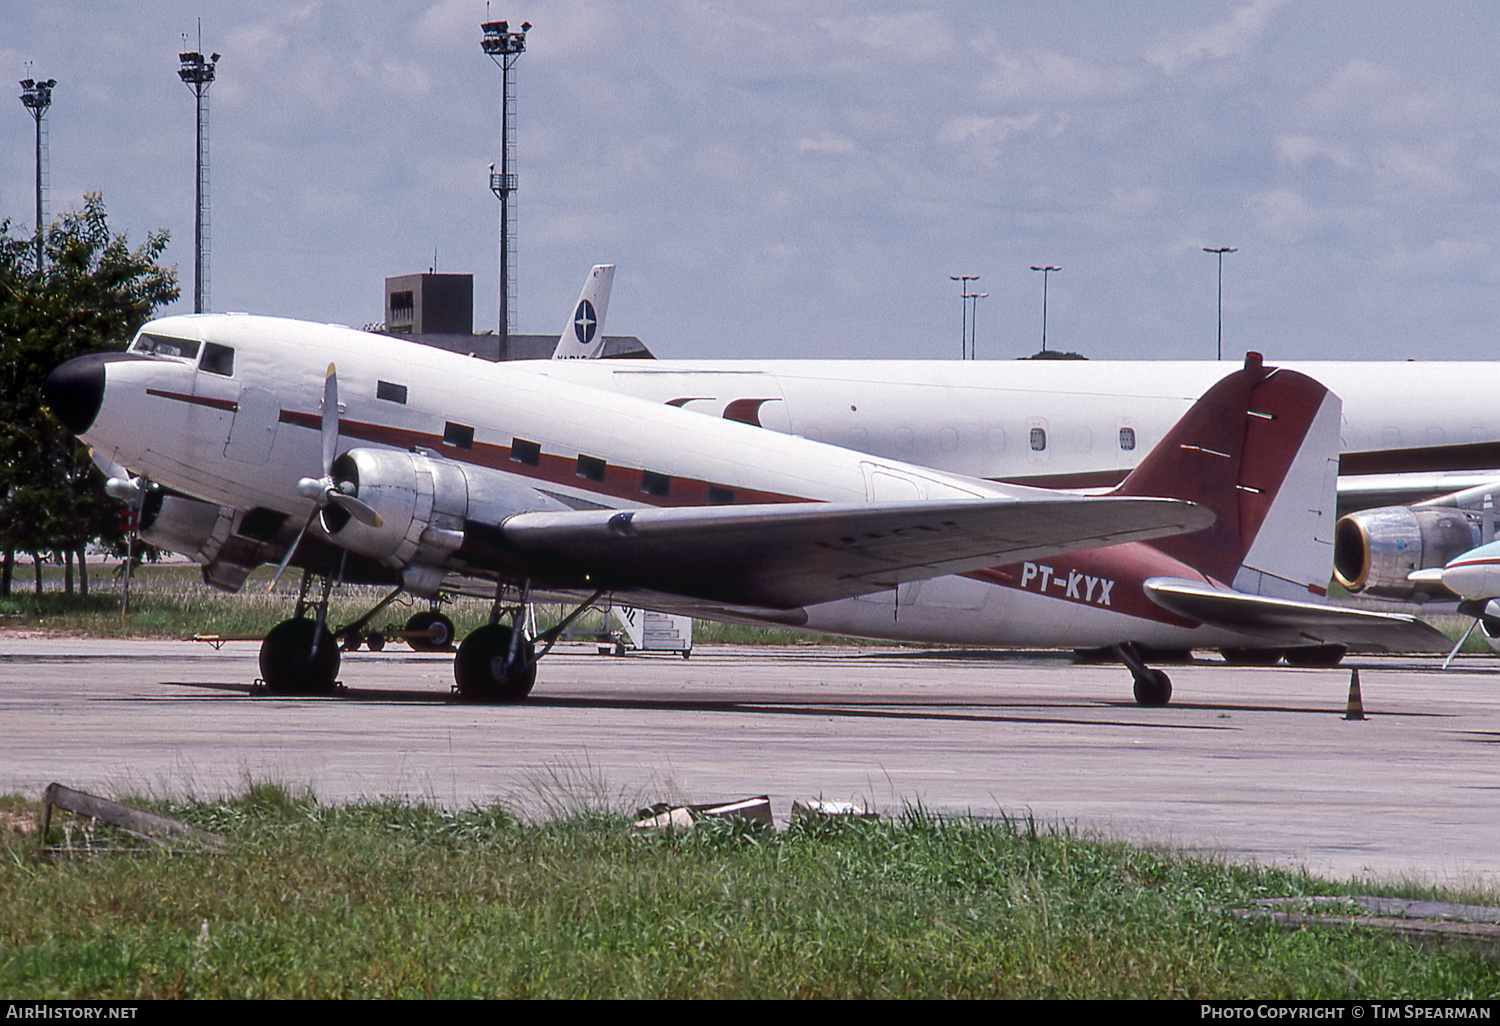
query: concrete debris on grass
[
  {"left": 1246, "top": 896, "right": 1500, "bottom": 958},
  {"left": 632, "top": 795, "right": 878, "bottom": 834}
]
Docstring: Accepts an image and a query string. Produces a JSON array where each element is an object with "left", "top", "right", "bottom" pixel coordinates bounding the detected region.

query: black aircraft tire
[
  {"left": 1283, "top": 644, "right": 1347, "bottom": 668},
  {"left": 259, "top": 619, "right": 340, "bottom": 695},
  {"left": 454, "top": 624, "right": 537, "bottom": 703},
  {"left": 1132, "top": 668, "right": 1172, "bottom": 707},
  {"left": 1220, "top": 647, "right": 1286, "bottom": 666},
  {"left": 406, "top": 611, "right": 456, "bottom": 652}
]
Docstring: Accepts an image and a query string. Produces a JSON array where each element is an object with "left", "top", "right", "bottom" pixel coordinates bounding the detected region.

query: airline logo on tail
[{"left": 552, "top": 264, "right": 616, "bottom": 360}]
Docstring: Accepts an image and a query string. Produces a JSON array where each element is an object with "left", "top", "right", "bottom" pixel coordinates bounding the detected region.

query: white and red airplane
[
  {"left": 524, "top": 357, "right": 1500, "bottom": 516},
  {"left": 44, "top": 312, "right": 1448, "bottom": 704}
]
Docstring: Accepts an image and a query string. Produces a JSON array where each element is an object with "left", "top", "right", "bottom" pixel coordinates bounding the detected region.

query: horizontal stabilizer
[
  {"left": 503, "top": 496, "right": 1213, "bottom": 609},
  {"left": 1143, "top": 577, "right": 1451, "bottom": 652}
]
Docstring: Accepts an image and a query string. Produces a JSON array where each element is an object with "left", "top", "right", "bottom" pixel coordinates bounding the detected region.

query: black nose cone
[{"left": 44, "top": 354, "right": 108, "bottom": 434}]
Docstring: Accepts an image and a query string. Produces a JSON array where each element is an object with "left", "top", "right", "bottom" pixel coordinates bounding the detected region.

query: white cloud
[
  {"left": 1147, "top": 0, "right": 1289, "bottom": 76},
  {"left": 1252, "top": 187, "right": 1316, "bottom": 237},
  {"left": 980, "top": 49, "right": 1139, "bottom": 103},
  {"left": 797, "top": 134, "right": 856, "bottom": 155},
  {"left": 1275, "top": 134, "right": 1354, "bottom": 170}
]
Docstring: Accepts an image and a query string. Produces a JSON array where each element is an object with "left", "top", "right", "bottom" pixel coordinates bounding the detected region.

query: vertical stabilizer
[
  {"left": 551, "top": 264, "right": 616, "bottom": 359},
  {"left": 1114, "top": 353, "right": 1341, "bottom": 597}
]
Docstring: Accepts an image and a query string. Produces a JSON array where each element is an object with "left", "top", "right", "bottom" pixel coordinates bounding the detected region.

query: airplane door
[{"left": 224, "top": 387, "right": 281, "bottom": 465}]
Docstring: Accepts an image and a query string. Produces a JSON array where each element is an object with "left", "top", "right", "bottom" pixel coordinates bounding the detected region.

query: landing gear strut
[
  {"left": 1114, "top": 642, "right": 1172, "bottom": 706},
  {"left": 453, "top": 583, "right": 604, "bottom": 703},
  {"left": 259, "top": 571, "right": 339, "bottom": 694}
]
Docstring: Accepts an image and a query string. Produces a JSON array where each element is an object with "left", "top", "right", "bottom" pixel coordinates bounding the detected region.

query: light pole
[
  {"left": 18, "top": 75, "right": 55, "bottom": 272},
  {"left": 178, "top": 40, "right": 220, "bottom": 313},
  {"left": 1203, "top": 246, "right": 1237, "bottom": 360},
  {"left": 968, "top": 292, "right": 988, "bottom": 360},
  {"left": 949, "top": 275, "right": 979, "bottom": 359},
  {"left": 1030, "top": 265, "right": 1061, "bottom": 353},
  {"left": 483, "top": 19, "right": 531, "bottom": 359}
]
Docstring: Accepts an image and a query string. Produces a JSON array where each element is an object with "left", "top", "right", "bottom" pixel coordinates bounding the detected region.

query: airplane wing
[
  {"left": 501, "top": 496, "right": 1213, "bottom": 609},
  {"left": 1142, "top": 577, "right": 1452, "bottom": 653}
]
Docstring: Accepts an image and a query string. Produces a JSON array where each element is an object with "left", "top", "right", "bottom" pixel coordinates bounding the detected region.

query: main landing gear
[
  {"left": 257, "top": 570, "right": 605, "bottom": 702},
  {"left": 259, "top": 571, "right": 341, "bottom": 695},
  {"left": 451, "top": 582, "right": 603, "bottom": 703}
]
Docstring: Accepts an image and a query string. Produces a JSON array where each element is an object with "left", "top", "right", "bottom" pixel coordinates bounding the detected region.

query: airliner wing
[
  {"left": 501, "top": 497, "right": 1212, "bottom": 609},
  {"left": 1142, "top": 577, "right": 1451, "bottom": 652}
]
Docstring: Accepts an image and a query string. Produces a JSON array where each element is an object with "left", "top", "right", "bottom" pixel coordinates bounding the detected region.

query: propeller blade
[
  {"left": 328, "top": 490, "right": 383, "bottom": 528},
  {"left": 268, "top": 507, "right": 318, "bottom": 591},
  {"left": 321, "top": 362, "right": 339, "bottom": 478},
  {"left": 1442, "top": 618, "right": 1478, "bottom": 670}
]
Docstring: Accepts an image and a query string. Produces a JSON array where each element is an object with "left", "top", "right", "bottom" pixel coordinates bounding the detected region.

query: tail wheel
[
  {"left": 259, "top": 619, "right": 340, "bottom": 695},
  {"left": 406, "top": 611, "right": 456, "bottom": 652},
  {"left": 454, "top": 624, "right": 537, "bottom": 703},
  {"left": 1132, "top": 668, "right": 1172, "bottom": 707}
]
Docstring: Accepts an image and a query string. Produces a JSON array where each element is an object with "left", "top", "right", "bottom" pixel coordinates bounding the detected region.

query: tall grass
[{"left": 2, "top": 786, "right": 1497, "bottom": 998}]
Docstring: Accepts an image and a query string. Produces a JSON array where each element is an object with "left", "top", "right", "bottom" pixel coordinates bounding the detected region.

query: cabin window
[
  {"left": 377, "top": 381, "right": 408, "bottom": 404},
  {"left": 443, "top": 422, "right": 474, "bottom": 449},
  {"left": 510, "top": 438, "right": 541, "bottom": 466},
  {"left": 576, "top": 455, "right": 607, "bottom": 481},
  {"left": 133, "top": 333, "right": 201, "bottom": 360},
  {"left": 641, "top": 471, "right": 671, "bottom": 497},
  {"left": 199, "top": 342, "right": 235, "bottom": 377},
  {"left": 1119, "top": 427, "right": 1136, "bottom": 451},
  {"left": 1030, "top": 427, "right": 1047, "bottom": 452},
  {"left": 707, "top": 486, "right": 736, "bottom": 506}
]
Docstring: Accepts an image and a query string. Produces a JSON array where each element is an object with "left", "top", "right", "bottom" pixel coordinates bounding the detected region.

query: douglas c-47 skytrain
[{"left": 43, "top": 301, "right": 1450, "bottom": 704}]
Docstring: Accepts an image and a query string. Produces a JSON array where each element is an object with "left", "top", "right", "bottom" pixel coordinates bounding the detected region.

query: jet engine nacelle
[
  {"left": 322, "top": 448, "right": 569, "bottom": 596},
  {"left": 1332, "top": 505, "right": 1479, "bottom": 599}
]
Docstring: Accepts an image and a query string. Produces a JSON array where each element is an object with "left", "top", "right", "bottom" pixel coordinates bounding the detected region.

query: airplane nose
[{"left": 44, "top": 354, "right": 108, "bottom": 433}]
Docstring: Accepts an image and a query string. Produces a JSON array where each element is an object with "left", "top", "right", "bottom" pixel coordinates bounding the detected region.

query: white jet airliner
[{"left": 45, "top": 316, "right": 1447, "bottom": 704}]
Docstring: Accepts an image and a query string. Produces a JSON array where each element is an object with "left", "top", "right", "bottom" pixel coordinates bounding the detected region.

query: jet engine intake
[
  {"left": 1333, "top": 505, "right": 1479, "bottom": 599},
  {"left": 320, "top": 448, "right": 567, "bottom": 595}
]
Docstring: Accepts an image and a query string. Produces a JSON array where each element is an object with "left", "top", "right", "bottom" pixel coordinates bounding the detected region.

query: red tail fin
[{"left": 1113, "top": 353, "right": 1334, "bottom": 584}]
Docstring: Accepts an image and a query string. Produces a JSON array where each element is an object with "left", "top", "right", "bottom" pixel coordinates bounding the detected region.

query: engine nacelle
[
  {"left": 322, "top": 448, "right": 568, "bottom": 596},
  {"left": 140, "top": 490, "right": 235, "bottom": 564},
  {"left": 1333, "top": 505, "right": 1479, "bottom": 599},
  {"left": 139, "top": 491, "right": 307, "bottom": 593}
]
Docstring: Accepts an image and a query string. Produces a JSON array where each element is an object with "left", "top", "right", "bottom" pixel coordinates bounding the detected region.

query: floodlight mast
[
  {"left": 18, "top": 76, "right": 55, "bottom": 272},
  {"left": 483, "top": 19, "right": 530, "bottom": 359},
  {"left": 949, "top": 275, "right": 979, "bottom": 359},
  {"left": 1203, "top": 246, "right": 1237, "bottom": 360},
  {"left": 178, "top": 36, "right": 220, "bottom": 313},
  {"left": 1030, "top": 265, "right": 1061, "bottom": 353}
]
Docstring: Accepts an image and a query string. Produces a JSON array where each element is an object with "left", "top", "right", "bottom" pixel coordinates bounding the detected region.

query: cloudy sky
[{"left": 5, "top": 1, "right": 1500, "bottom": 362}]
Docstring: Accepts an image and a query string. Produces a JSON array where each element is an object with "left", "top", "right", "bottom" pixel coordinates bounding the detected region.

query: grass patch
[
  {"left": 2, "top": 786, "right": 1497, "bottom": 998},
  {"left": 0, "top": 564, "right": 867, "bottom": 646}
]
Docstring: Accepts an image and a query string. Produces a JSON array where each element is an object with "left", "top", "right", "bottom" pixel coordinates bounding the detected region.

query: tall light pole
[
  {"left": 18, "top": 75, "right": 55, "bottom": 273},
  {"left": 178, "top": 35, "right": 219, "bottom": 314},
  {"left": 949, "top": 274, "right": 979, "bottom": 359},
  {"left": 483, "top": 18, "right": 530, "bottom": 359},
  {"left": 1203, "top": 246, "right": 1237, "bottom": 360},
  {"left": 968, "top": 291, "right": 988, "bottom": 360},
  {"left": 1030, "top": 265, "right": 1061, "bottom": 353}
]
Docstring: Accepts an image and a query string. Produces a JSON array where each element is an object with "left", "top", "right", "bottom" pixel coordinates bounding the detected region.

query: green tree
[{"left": 0, "top": 195, "right": 178, "bottom": 595}]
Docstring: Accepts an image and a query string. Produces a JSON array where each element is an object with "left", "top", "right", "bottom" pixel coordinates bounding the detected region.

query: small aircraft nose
[{"left": 44, "top": 354, "right": 108, "bottom": 433}]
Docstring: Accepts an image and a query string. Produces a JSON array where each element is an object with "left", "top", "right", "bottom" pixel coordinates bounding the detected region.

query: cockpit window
[
  {"left": 132, "top": 332, "right": 201, "bottom": 360},
  {"left": 200, "top": 342, "right": 235, "bottom": 377}
]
